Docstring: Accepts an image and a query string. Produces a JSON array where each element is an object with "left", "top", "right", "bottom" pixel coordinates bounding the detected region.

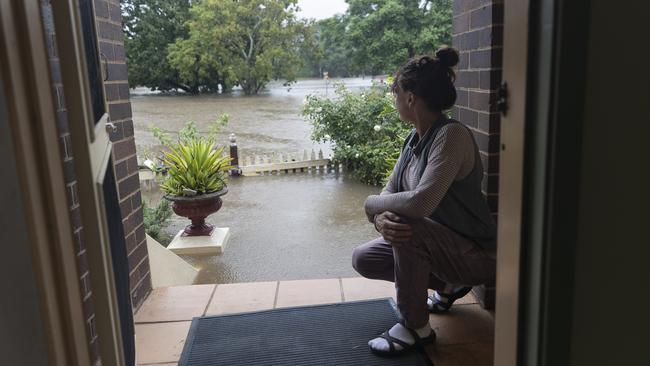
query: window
[{"left": 78, "top": 0, "right": 106, "bottom": 124}]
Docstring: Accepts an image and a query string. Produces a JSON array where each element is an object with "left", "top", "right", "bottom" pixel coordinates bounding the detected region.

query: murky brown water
[
  {"left": 132, "top": 77, "right": 380, "bottom": 159},
  {"left": 133, "top": 78, "right": 386, "bottom": 284}
]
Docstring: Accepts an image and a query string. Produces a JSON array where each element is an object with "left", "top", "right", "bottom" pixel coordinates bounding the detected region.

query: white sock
[{"left": 368, "top": 322, "right": 432, "bottom": 352}]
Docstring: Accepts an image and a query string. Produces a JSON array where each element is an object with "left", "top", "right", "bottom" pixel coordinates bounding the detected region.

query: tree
[
  {"left": 122, "top": 0, "right": 195, "bottom": 92},
  {"left": 296, "top": 19, "right": 323, "bottom": 78},
  {"left": 298, "top": 15, "right": 355, "bottom": 78},
  {"left": 168, "top": 0, "right": 306, "bottom": 95},
  {"left": 345, "top": 0, "right": 452, "bottom": 75},
  {"left": 317, "top": 15, "right": 355, "bottom": 77}
]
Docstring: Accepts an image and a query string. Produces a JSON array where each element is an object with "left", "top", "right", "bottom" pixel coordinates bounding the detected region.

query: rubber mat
[{"left": 179, "top": 298, "right": 433, "bottom": 366}]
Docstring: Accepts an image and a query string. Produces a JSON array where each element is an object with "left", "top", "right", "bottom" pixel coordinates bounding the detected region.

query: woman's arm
[
  {"left": 365, "top": 149, "right": 402, "bottom": 223},
  {"left": 364, "top": 124, "right": 472, "bottom": 219},
  {"left": 381, "top": 155, "right": 401, "bottom": 195}
]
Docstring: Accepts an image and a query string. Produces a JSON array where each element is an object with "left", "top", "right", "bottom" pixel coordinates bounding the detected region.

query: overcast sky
[{"left": 296, "top": 0, "right": 349, "bottom": 20}]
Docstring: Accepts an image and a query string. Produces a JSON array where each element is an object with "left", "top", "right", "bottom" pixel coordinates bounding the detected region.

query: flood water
[{"left": 132, "top": 78, "right": 386, "bottom": 284}]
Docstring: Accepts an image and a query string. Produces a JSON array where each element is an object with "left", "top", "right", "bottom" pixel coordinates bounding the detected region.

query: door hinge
[
  {"left": 497, "top": 81, "right": 508, "bottom": 116},
  {"left": 106, "top": 122, "right": 117, "bottom": 134}
]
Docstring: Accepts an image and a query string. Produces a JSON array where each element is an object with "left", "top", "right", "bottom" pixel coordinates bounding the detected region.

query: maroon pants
[{"left": 352, "top": 218, "right": 495, "bottom": 328}]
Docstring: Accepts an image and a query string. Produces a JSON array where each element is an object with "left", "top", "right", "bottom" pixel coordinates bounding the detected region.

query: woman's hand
[{"left": 375, "top": 211, "right": 413, "bottom": 246}]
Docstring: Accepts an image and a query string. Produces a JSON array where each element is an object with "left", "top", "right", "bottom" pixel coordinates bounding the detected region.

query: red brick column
[
  {"left": 452, "top": 0, "right": 504, "bottom": 309},
  {"left": 94, "top": 0, "right": 152, "bottom": 311}
]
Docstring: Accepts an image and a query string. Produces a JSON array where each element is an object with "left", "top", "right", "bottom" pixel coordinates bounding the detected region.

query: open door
[
  {"left": 0, "top": 1, "right": 91, "bottom": 364},
  {"left": 2, "top": 1, "right": 138, "bottom": 364},
  {"left": 494, "top": 0, "right": 593, "bottom": 364}
]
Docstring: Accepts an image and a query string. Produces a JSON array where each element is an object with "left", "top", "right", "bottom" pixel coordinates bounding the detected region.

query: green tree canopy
[
  {"left": 299, "top": 0, "right": 452, "bottom": 77},
  {"left": 123, "top": 0, "right": 451, "bottom": 91},
  {"left": 345, "top": 0, "right": 451, "bottom": 75},
  {"left": 122, "top": 0, "right": 193, "bottom": 92},
  {"left": 314, "top": 15, "right": 355, "bottom": 77},
  {"left": 168, "top": 0, "right": 307, "bottom": 95}
]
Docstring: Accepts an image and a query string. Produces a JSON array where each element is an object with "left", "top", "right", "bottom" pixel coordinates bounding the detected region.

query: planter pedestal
[{"left": 167, "top": 227, "right": 230, "bottom": 256}]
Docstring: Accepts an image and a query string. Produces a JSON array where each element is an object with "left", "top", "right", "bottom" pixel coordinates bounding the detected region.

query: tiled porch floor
[{"left": 134, "top": 277, "right": 494, "bottom": 366}]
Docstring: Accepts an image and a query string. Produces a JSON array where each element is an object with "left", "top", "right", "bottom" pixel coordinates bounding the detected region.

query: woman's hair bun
[{"left": 435, "top": 46, "right": 459, "bottom": 68}]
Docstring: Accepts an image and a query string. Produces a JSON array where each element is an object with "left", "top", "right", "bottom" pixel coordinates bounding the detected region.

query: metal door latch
[{"left": 497, "top": 81, "right": 508, "bottom": 116}]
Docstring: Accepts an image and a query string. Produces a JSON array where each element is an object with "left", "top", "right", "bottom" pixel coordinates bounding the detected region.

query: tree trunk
[{"left": 168, "top": 80, "right": 194, "bottom": 94}]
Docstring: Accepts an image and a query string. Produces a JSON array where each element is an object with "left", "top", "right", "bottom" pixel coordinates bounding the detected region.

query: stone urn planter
[{"left": 165, "top": 187, "right": 228, "bottom": 237}]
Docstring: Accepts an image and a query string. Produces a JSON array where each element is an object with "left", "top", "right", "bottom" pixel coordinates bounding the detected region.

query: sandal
[
  {"left": 370, "top": 322, "right": 436, "bottom": 357},
  {"left": 427, "top": 286, "right": 472, "bottom": 314}
]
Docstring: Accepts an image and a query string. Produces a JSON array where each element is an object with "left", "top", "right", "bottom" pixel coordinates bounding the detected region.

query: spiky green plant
[{"left": 159, "top": 137, "right": 232, "bottom": 196}]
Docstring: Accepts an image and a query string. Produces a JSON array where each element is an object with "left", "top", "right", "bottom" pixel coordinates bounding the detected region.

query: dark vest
[{"left": 395, "top": 116, "right": 497, "bottom": 250}]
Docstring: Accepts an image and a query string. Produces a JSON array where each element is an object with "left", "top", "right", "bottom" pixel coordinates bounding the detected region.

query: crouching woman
[{"left": 352, "top": 47, "right": 497, "bottom": 357}]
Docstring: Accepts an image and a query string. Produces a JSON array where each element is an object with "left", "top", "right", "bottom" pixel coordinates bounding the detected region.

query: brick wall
[
  {"left": 94, "top": 0, "right": 152, "bottom": 314},
  {"left": 451, "top": 0, "right": 504, "bottom": 309},
  {"left": 451, "top": 0, "right": 503, "bottom": 219},
  {"left": 39, "top": 0, "right": 150, "bottom": 364}
]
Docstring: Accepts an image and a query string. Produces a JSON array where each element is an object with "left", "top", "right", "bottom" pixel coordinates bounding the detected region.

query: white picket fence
[
  {"left": 138, "top": 148, "right": 336, "bottom": 188},
  {"left": 239, "top": 149, "right": 332, "bottom": 176}
]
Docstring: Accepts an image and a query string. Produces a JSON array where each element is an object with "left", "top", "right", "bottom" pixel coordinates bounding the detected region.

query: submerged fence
[
  {"left": 239, "top": 149, "right": 332, "bottom": 176},
  {"left": 139, "top": 134, "right": 341, "bottom": 187},
  {"left": 228, "top": 133, "right": 338, "bottom": 176}
]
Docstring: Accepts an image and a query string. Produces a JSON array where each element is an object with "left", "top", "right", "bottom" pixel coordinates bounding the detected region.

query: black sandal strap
[
  {"left": 403, "top": 325, "right": 422, "bottom": 342},
  {"left": 438, "top": 286, "right": 472, "bottom": 301},
  {"left": 380, "top": 329, "right": 412, "bottom": 351},
  {"left": 430, "top": 300, "right": 452, "bottom": 309},
  {"left": 429, "top": 286, "right": 473, "bottom": 311}
]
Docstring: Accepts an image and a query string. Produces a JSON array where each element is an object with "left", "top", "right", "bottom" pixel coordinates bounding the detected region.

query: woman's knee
[
  {"left": 351, "top": 245, "right": 368, "bottom": 274},
  {"left": 352, "top": 244, "right": 383, "bottom": 277}
]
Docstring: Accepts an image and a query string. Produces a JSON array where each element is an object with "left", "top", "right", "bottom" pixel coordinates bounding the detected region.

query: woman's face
[{"left": 393, "top": 84, "right": 415, "bottom": 124}]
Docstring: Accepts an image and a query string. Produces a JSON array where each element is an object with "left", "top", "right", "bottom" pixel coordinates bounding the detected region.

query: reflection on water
[{"left": 133, "top": 77, "right": 386, "bottom": 284}]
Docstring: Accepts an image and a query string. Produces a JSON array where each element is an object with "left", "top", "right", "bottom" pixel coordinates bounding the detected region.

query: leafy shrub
[
  {"left": 302, "top": 82, "right": 411, "bottom": 185},
  {"left": 150, "top": 114, "right": 230, "bottom": 149},
  {"left": 143, "top": 199, "right": 173, "bottom": 244}
]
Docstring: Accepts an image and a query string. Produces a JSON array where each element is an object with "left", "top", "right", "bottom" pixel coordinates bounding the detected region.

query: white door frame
[{"left": 494, "top": 0, "right": 531, "bottom": 364}]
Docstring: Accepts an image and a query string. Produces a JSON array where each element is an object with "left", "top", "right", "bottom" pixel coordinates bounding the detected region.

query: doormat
[{"left": 179, "top": 298, "right": 432, "bottom": 366}]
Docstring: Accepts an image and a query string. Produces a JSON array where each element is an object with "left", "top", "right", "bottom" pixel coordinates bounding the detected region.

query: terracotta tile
[
  {"left": 275, "top": 278, "right": 342, "bottom": 308},
  {"left": 135, "top": 321, "right": 191, "bottom": 364},
  {"left": 340, "top": 277, "right": 477, "bottom": 304},
  {"left": 205, "top": 281, "right": 277, "bottom": 315},
  {"left": 134, "top": 285, "right": 215, "bottom": 323},
  {"left": 341, "top": 277, "right": 395, "bottom": 301},
  {"left": 429, "top": 304, "right": 494, "bottom": 345},
  {"left": 425, "top": 342, "right": 494, "bottom": 366}
]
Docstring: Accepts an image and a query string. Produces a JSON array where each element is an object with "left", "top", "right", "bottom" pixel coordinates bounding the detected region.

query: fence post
[{"left": 229, "top": 133, "right": 240, "bottom": 176}]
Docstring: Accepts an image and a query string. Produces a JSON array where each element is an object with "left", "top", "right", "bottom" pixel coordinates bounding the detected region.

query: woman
[{"left": 352, "top": 47, "right": 497, "bottom": 356}]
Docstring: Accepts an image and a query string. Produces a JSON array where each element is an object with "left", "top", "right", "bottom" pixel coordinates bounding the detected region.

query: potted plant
[
  {"left": 160, "top": 137, "right": 232, "bottom": 236},
  {"left": 150, "top": 118, "right": 232, "bottom": 237}
]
